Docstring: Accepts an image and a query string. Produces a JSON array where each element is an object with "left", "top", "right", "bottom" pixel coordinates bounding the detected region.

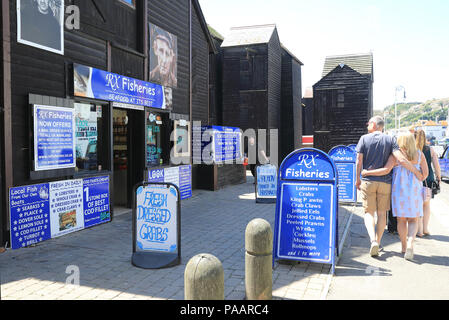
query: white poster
[
  {"left": 136, "top": 185, "right": 178, "bottom": 253},
  {"left": 49, "top": 179, "right": 84, "bottom": 238},
  {"left": 164, "top": 167, "right": 180, "bottom": 188}
]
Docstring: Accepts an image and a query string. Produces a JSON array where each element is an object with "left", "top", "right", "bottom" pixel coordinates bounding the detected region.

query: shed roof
[
  {"left": 221, "top": 24, "right": 277, "bottom": 48},
  {"left": 322, "top": 53, "right": 373, "bottom": 79},
  {"left": 281, "top": 44, "right": 304, "bottom": 66}
]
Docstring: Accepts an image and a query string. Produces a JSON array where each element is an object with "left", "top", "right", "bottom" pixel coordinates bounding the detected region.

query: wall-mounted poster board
[
  {"left": 9, "top": 176, "right": 110, "bottom": 250},
  {"left": 33, "top": 105, "right": 76, "bottom": 171},
  {"left": 329, "top": 145, "right": 357, "bottom": 203},
  {"left": 193, "top": 126, "right": 243, "bottom": 164},
  {"left": 132, "top": 182, "right": 181, "bottom": 269},
  {"left": 273, "top": 148, "right": 338, "bottom": 274}
]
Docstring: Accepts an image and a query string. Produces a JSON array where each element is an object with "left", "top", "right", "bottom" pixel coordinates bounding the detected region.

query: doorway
[{"left": 113, "top": 108, "right": 145, "bottom": 209}]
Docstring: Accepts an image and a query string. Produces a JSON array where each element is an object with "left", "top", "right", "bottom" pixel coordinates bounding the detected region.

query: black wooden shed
[
  {"left": 218, "top": 25, "right": 304, "bottom": 166},
  {"left": 312, "top": 53, "right": 374, "bottom": 153}
]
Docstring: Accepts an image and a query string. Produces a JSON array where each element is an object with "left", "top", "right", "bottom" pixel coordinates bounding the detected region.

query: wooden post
[
  {"left": 245, "top": 219, "right": 273, "bottom": 300},
  {"left": 184, "top": 254, "right": 224, "bottom": 300}
]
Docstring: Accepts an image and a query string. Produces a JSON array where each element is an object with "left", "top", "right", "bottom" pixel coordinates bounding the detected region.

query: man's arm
[
  {"left": 356, "top": 153, "right": 363, "bottom": 190},
  {"left": 392, "top": 149, "right": 424, "bottom": 181}
]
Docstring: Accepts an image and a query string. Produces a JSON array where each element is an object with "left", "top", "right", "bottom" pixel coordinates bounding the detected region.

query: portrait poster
[
  {"left": 149, "top": 23, "right": 178, "bottom": 88},
  {"left": 17, "top": 0, "right": 64, "bottom": 55}
]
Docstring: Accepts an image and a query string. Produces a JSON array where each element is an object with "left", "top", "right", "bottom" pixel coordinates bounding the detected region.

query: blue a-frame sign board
[
  {"left": 329, "top": 145, "right": 357, "bottom": 203},
  {"left": 273, "top": 148, "right": 338, "bottom": 273}
]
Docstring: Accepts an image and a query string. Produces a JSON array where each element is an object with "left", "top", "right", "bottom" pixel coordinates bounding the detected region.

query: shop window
[
  {"left": 146, "top": 110, "right": 169, "bottom": 167},
  {"left": 75, "top": 103, "right": 107, "bottom": 172},
  {"left": 173, "top": 120, "right": 191, "bottom": 158}
]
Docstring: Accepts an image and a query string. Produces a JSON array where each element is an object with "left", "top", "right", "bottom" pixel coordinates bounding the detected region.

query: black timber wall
[
  {"left": 281, "top": 50, "right": 303, "bottom": 161},
  {"left": 313, "top": 65, "right": 372, "bottom": 153},
  {"left": 0, "top": 1, "right": 4, "bottom": 246},
  {"left": 302, "top": 97, "right": 314, "bottom": 136},
  {"left": 222, "top": 44, "right": 268, "bottom": 131},
  {"left": 209, "top": 36, "right": 223, "bottom": 126}
]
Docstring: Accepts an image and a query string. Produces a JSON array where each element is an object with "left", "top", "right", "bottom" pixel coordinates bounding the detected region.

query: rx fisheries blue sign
[
  {"left": 274, "top": 148, "right": 338, "bottom": 267},
  {"left": 329, "top": 145, "right": 357, "bottom": 203},
  {"left": 74, "top": 64, "right": 166, "bottom": 109}
]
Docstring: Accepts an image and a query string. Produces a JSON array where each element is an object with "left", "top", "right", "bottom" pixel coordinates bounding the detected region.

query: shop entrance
[{"left": 113, "top": 108, "right": 145, "bottom": 209}]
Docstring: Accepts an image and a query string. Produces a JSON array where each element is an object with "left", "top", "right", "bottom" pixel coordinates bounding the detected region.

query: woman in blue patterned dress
[{"left": 362, "top": 132, "right": 428, "bottom": 260}]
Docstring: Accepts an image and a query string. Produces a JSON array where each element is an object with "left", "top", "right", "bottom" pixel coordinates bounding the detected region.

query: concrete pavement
[
  {"left": 0, "top": 173, "right": 353, "bottom": 301},
  {"left": 327, "top": 192, "right": 449, "bottom": 300}
]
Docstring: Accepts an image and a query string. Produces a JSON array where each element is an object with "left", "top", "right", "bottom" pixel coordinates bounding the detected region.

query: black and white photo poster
[{"left": 17, "top": 0, "right": 64, "bottom": 55}]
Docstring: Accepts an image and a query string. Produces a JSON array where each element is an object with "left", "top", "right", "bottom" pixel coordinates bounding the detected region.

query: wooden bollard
[
  {"left": 245, "top": 219, "right": 273, "bottom": 300},
  {"left": 184, "top": 254, "right": 224, "bottom": 300}
]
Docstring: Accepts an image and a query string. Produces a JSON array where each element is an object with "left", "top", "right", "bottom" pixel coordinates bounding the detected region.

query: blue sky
[{"left": 198, "top": 0, "right": 449, "bottom": 110}]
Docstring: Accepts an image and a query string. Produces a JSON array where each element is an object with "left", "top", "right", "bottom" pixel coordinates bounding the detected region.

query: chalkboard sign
[
  {"left": 273, "top": 148, "right": 338, "bottom": 271},
  {"left": 256, "top": 165, "right": 278, "bottom": 203},
  {"left": 132, "top": 182, "right": 181, "bottom": 269},
  {"left": 329, "top": 145, "right": 357, "bottom": 203}
]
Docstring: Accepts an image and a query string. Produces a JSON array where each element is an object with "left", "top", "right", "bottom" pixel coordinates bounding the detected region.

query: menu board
[
  {"left": 276, "top": 183, "right": 335, "bottom": 263},
  {"left": 10, "top": 176, "right": 110, "bottom": 250},
  {"left": 329, "top": 146, "right": 357, "bottom": 203},
  {"left": 274, "top": 148, "right": 338, "bottom": 266}
]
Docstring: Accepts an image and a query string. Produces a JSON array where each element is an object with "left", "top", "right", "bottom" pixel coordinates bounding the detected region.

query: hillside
[{"left": 382, "top": 98, "right": 449, "bottom": 130}]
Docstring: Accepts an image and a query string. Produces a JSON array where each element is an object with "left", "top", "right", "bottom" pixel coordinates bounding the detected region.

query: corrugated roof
[
  {"left": 322, "top": 53, "right": 373, "bottom": 78},
  {"left": 221, "top": 24, "right": 276, "bottom": 48}
]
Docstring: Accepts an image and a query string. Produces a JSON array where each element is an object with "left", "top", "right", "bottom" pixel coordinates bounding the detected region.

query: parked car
[
  {"left": 440, "top": 147, "right": 449, "bottom": 181},
  {"left": 437, "top": 137, "right": 449, "bottom": 149}
]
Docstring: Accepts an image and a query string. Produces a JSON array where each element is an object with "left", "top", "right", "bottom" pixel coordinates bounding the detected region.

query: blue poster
[
  {"left": 348, "top": 144, "right": 357, "bottom": 153},
  {"left": 34, "top": 105, "right": 75, "bottom": 171},
  {"left": 256, "top": 165, "right": 278, "bottom": 202},
  {"left": 74, "top": 64, "right": 166, "bottom": 109},
  {"left": 329, "top": 146, "right": 357, "bottom": 203},
  {"left": 193, "top": 126, "right": 242, "bottom": 164},
  {"left": 147, "top": 165, "right": 192, "bottom": 200},
  {"left": 9, "top": 184, "right": 51, "bottom": 250},
  {"left": 83, "top": 176, "right": 110, "bottom": 228},
  {"left": 274, "top": 148, "right": 338, "bottom": 266},
  {"left": 179, "top": 165, "right": 192, "bottom": 200}
]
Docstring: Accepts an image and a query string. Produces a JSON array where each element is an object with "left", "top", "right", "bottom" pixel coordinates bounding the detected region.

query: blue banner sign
[
  {"left": 33, "top": 105, "right": 75, "bottom": 171},
  {"left": 348, "top": 144, "right": 357, "bottom": 153},
  {"left": 274, "top": 148, "right": 338, "bottom": 268},
  {"left": 329, "top": 145, "right": 357, "bottom": 203},
  {"left": 256, "top": 165, "right": 278, "bottom": 203},
  {"left": 147, "top": 165, "right": 192, "bottom": 200},
  {"left": 9, "top": 184, "right": 51, "bottom": 249},
  {"left": 193, "top": 126, "right": 242, "bottom": 164},
  {"left": 74, "top": 64, "right": 166, "bottom": 109},
  {"left": 83, "top": 176, "right": 111, "bottom": 228},
  {"left": 10, "top": 176, "right": 110, "bottom": 250}
]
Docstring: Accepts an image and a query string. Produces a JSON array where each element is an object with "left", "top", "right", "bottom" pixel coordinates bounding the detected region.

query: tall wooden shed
[
  {"left": 280, "top": 45, "right": 303, "bottom": 161},
  {"left": 313, "top": 53, "right": 374, "bottom": 152},
  {"left": 220, "top": 24, "right": 282, "bottom": 165}
]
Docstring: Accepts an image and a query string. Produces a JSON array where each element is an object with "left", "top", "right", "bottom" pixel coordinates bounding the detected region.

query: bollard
[
  {"left": 184, "top": 254, "right": 224, "bottom": 300},
  {"left": 245, "top": 218, "right": 273, "bottom": 300}
]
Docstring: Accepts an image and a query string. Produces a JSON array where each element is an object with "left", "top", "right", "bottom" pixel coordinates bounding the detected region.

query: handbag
[{"left": 431, "top": 180, "right": 440, "bottom": 196}]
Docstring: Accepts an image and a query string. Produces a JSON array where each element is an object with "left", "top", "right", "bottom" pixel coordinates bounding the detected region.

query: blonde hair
[
  {"left": 414, "top": 129, "right": 426, "bottom": 151},
  {"left": 397, "top": 132, "right": 418, "bottom": 161}
]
